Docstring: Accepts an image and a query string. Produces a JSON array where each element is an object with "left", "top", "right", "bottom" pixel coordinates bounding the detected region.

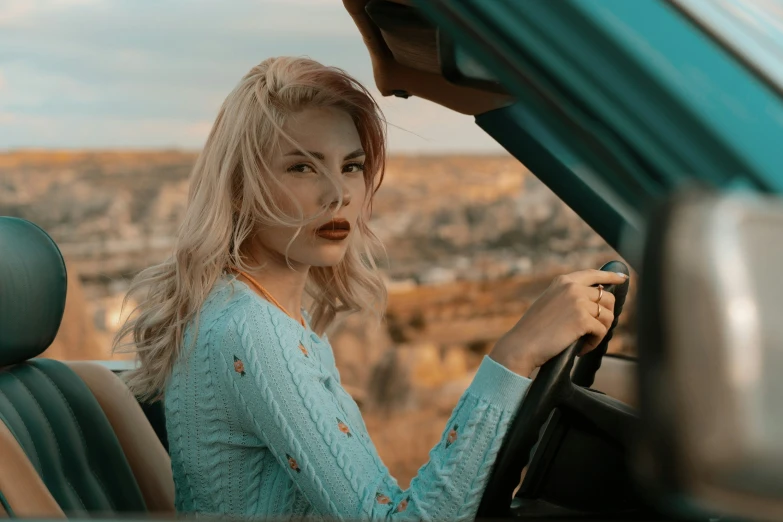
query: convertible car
[{"left": 1, "top": 0, "right": 782, "bottom": 521}]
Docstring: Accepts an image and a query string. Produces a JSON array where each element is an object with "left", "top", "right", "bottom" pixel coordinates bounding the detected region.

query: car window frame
[{"left": 415, "top": 0, "right": 783, "bottom": 264}]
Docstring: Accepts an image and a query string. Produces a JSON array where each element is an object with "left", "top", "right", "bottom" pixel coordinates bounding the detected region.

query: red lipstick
[{"left": 315, "top": 218, "right": 351, "bottom": 241}]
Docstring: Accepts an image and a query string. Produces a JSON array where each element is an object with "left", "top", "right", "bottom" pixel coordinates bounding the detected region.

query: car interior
[
  {"left": 1, "top": 0, "right": 782, "bottom": 520},
  {"left": 4, "top": 189, "right": 781, "bottom": 521},
  {"left": 0, "top": 217, "right": 642, "bottom": 521},
  {"left": 0, "top": 217, "right": 174, "bottom": 518}
]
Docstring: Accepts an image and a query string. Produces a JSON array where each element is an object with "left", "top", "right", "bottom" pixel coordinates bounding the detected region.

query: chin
[{"left": 302, "top": 243, "right": 350, "bottom": 267}]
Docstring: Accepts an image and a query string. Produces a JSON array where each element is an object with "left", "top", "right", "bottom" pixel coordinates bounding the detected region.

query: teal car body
[{"left": 415, "top": 0, "right": 783, "bottom": 266}]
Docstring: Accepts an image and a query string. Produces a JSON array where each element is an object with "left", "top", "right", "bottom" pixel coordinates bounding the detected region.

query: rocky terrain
[{"left": 0, "top": 150, "right": 636, "bottom": 486}]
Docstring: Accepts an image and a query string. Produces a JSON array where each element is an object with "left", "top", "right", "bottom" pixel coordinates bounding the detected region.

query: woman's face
[{"left": 252, "top": 106, "right": 369, "bottom": 269}]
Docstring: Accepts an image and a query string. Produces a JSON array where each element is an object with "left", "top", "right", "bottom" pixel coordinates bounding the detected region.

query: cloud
[
  {"left": 1, "top": 61, "right": 100, "bottom": 108},
  {"left": 0, "top": 112, "right": 215, "bottom": 148},
  {"left": 0, "top": 0, "right": 104, "bottom": 27},
  {"left": 0, "top": 1, "right": 371, "bottom": 117},
  {"left": 0, "top": 95, "right": 504, "bottom": 153},
  {"left": 0, "top": 0, "right": 504, "bottom": 153},
  {"left": 0, "top": 1, "right": 33, "bottom": 26}
]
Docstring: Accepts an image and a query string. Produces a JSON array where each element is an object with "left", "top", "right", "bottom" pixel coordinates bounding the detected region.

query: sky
[{"left": 0, "top": 0, "right": 506, "bottom": 153}]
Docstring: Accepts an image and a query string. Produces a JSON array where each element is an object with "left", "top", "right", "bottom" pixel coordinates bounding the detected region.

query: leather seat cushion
[{"left": 0, "top": 359, "right": 146, "bottom": 516}]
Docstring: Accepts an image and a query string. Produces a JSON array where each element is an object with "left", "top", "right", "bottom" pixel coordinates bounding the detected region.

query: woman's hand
[{"left": 489, "top": 269, "right": 628, "bottom": 378}]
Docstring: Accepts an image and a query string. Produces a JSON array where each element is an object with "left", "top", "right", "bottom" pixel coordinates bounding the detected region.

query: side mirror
[{"left": 636, "top": 189, "right": 783, "bottom": 521}]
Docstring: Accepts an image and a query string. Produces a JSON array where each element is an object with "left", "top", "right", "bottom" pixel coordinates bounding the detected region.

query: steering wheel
[{"left": 476, "top": 260, "right": 631, "bottom": 519}]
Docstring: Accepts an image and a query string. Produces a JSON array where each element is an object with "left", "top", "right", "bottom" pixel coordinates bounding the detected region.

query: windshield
[{"left": 671, "top": 0, "right": 783, "bottom": 94}]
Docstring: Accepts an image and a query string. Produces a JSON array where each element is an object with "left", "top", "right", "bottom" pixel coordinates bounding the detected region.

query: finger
[
  {"left": 601, "top": 291, "right": 616, "bottom": 311},
  {"left": 586, "top": 285, "right": 616, "bottom": 310},
  {"left": 575, "top": 285, "right": 616, "bottom": 312},
  {"left": 579, "top": 336, "right": 604, "bottom": 355},
  {"left": 579, "top": 315, "right": 609, "bottom": 355},
  {"left": 579, "top": 333, "right": 604, "bottom": 355},
  {"left": 596, "top": 304, "right": 614, "bottom": 330},
  {"left": 581, "top": 298, "right": 614, "bottom": 330},
  {"left": 579, "top": 340, "right": 597, "bottom": 356},
  {"left": 570, "top": 269, "right": 628, "bottom": 287}
]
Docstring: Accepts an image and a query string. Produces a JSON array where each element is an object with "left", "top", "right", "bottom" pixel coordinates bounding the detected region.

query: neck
[{"left": 239, "top": 247, "right": 309, "bottom": 321}]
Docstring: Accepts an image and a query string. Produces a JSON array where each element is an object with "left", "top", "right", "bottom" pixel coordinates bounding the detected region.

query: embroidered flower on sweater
[
  {"left": 375, "top": 492, "right": 390, "bottom": 505},
  {"left": 446, "top": 424, "right": 459, "bottom": 448},
  {"left": 233, "top": 356, "right": 246, "bottom": 376},
  {"left": 299, "top": 343, "right": 309, "bottom": 358},
  {"left": 394, "top": 497, "right": 410, "bottom": 513},
  {"left": 286, "top": 453, "right": 301, "bottom": 473},
  {"left": 337, "top": 418, "right": 352, "bottom": 437}
]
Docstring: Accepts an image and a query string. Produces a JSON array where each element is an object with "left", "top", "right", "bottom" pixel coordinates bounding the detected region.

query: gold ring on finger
[
  {"left": 596, "top": 284, "right": 603, "bottom": 303},
  {"left": 596, "top": 302, "right": 602, "bottom": 319}
]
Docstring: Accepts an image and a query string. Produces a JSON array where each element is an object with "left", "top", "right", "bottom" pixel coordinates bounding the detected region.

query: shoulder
[
  {"left": 186, "top": 276, "right": 252, "bottom": 341},
  {"left": 181, "top": 276, "right": 271, "bottom": 358},
  {"left": 206, "top": 277, "right": 303, "bottom": 357}
]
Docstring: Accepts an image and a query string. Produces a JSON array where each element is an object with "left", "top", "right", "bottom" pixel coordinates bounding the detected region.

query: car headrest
[
  {"left": 636, "top": 188, "right": 783, "bottom": 520},
  {"left": 0, "top": 217, "right": 67, "bottom": 367}
]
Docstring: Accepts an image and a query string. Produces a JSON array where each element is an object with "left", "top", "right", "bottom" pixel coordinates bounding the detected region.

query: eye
[
  {"left": 286, "top": 163, "right": 316, "bottom": 175},
  {"left": 343, "top": 162, "right": 365, "bottom": 175}
]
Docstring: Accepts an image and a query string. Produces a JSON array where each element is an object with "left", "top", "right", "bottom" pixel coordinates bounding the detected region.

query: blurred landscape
[{"left": 0, "top": 150, "right": 636, "bottom": 486}]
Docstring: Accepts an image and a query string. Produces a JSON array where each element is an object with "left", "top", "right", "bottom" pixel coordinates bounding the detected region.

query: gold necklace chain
[{"left": 229, "top": 267, "right": 306, "bottom": 327}]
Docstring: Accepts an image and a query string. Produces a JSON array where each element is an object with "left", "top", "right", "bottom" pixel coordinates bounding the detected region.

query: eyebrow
[{"left": 284, "top": 148, "right": 366, "bottom": 161}]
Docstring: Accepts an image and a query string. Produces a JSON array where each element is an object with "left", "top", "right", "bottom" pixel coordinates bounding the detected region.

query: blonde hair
[{"left": 113, "top": 57, "right": 388, "bottom": 401}]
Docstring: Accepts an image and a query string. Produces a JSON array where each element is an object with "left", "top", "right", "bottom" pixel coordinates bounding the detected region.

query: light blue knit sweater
[{"left": 165, "top": 275, "right": 532, "bottom": 520}]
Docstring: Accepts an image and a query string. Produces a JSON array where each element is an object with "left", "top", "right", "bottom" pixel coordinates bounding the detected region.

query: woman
[{"left": 114, "top": 56, "right": 625, "bottom": 520}]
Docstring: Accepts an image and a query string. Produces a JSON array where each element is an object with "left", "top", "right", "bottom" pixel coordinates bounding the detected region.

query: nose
[{"left": 326, "top": 180, "right": 352, "bottom": 209}]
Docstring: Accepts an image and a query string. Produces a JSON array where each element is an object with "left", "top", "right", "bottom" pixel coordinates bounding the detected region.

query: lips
[{"left": 315, "top": 218, "right": 351, "bottom": 241}]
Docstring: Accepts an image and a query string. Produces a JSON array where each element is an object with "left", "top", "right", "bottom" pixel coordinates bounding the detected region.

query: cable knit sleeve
[{"left": 212, "top": 301, "right": 532, "bottom": 521}]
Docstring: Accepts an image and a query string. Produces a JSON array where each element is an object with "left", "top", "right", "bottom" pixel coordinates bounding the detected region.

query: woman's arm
[{"left": 211, "top": 302, "right": 531, "bottom": 521}]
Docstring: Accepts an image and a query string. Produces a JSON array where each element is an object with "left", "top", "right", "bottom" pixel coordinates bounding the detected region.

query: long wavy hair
[{"left": 113, "top": 57, "right": 388, "bottom": 401}]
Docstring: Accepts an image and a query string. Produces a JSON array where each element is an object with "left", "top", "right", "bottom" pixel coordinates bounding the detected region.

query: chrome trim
[
  {"left": 86, "top": 359, "right": 140, "bottom": 372},
  {"left": 668, "top": 0, "right": 783, "bottom": 98}
]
